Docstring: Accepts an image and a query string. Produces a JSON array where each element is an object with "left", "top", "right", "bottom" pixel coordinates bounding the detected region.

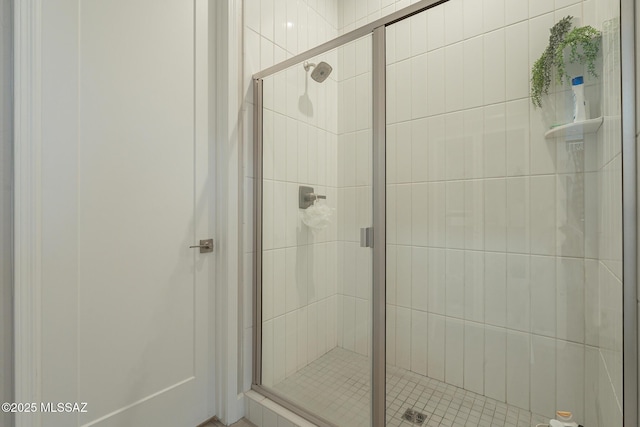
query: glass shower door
[
  {"left": 253, "top": 2, "right": 626, "bottom": 426},
  {"left": 256, "top": 33, "right": 374, "bottom": 427}
]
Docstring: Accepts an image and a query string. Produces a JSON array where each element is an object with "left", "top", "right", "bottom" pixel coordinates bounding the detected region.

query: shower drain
[{"left": 401, "top": 408, "right": 427, "bottom": 425}]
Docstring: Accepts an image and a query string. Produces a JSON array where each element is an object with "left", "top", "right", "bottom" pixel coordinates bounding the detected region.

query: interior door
[{"left": 38, "top": 1, "right": 212, "bottom": 426}]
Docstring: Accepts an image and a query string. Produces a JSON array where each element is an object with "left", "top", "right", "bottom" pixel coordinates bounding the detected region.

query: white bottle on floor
[{"left": 550, "top": 411, "right": 580, "bottom": 427}]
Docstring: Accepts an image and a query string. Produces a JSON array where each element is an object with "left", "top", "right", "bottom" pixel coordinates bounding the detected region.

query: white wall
[
  {"left": 0, "top": 0, "right": 13, "bottom": 426},
  {"left": 242, "top": 0, "right": 340, "bottom": 390}
]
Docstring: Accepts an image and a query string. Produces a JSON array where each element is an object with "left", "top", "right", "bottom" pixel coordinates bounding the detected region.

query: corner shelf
[{"left": 544, "top": 117, "right": 604, "bottom": 139}]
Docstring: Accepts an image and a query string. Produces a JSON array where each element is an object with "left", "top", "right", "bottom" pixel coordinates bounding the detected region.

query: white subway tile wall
[
  {"left": 382, "top": 0, "right": 623, "bottom": 426},
  {"left": 243, "top": 0, "right": 341, "bottom": 395},
  {"left": 244, "top": 0, "right": 624, "bottom": 427}
]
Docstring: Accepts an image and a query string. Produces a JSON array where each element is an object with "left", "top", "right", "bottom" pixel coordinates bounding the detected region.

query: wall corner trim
[{"left": 213, "top": 0, "right": 244, "bottom": 424}]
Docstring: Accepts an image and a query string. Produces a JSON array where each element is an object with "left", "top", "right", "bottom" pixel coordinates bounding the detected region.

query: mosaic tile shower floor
[{"left": 271, "top": 348, "right": 550, "bottom": 427}]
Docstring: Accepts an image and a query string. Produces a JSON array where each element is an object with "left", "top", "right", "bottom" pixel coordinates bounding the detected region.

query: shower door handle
[{"left": 360, "top": 227, "right": 374, "bottom": 248}]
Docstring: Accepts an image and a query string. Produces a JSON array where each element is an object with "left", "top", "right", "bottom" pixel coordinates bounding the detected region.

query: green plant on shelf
[{"left": 531, "top": 16, "right": 601, "bottom": 108}]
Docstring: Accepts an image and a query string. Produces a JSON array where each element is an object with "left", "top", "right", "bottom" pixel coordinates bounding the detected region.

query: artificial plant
[{"left": 531, "top": 16, "right": 601, "bottom": 108}]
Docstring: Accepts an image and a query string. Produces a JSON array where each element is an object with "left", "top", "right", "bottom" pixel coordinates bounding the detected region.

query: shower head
[{"left": 303, "top": 61, "right": 333, "bottom": 83}]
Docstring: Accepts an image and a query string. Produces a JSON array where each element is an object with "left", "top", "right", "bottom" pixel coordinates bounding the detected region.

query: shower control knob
[{"left": 189, "top": 238, "right": 214, "bottom": 253}]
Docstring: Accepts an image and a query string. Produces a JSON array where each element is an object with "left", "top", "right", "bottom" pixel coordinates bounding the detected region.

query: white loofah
[{"left": 302, "top": 201, "right": 335, "bottom": 234}]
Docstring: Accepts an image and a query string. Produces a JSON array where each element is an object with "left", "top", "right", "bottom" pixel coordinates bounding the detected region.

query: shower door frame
[
  {"left": 251, "top": 0, "right": 639, "bottom": 426},
  {"left": 252, "top": 3, "right": 449, "bottom": 426},
  {"left": 619, "top": 0, "right": 638, "bottom": 425}
]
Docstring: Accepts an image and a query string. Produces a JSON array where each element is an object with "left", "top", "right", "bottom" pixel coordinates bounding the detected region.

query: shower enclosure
[{"left": 252, "top": 1, "right": 635, "bottom": 426}]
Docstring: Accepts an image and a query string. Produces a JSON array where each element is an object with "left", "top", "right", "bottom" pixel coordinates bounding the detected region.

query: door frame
[
  {"left": 14, "top": 3, "right": 43, "bottom": 426},
  {"left": 13, "top": 1, "right": 245, "bottom": 426},
  {"left": 250, "top": 2, "right": 445, "bottom": 427}
]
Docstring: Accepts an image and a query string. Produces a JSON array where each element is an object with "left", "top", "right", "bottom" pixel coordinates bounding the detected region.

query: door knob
[{"left": 189, "top": 238, "right": 214, "bottom": 253}]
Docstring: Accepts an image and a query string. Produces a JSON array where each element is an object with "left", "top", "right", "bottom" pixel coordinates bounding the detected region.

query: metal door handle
[{"left": 189, "top": 238, "right": 214, "bottom": 253}]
